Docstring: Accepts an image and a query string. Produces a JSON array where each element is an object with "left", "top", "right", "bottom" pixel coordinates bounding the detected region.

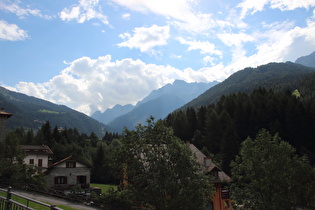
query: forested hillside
[
  {"left": 0, "top": 86, "right": 109, "bottom": 137},
  {"left": 165, "top": 72, "right": 315, "bottom": 173},
  {"left": 181, "top": 62, "right": 315, "bottom": 110}
]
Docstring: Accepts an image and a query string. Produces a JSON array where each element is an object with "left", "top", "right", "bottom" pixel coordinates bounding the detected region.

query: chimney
[
  {"left": 48, "top": 158, "right": 53, "bottom": 167},
  {"left": 204, "top": 157, "right": 212, "bottom": 167}
]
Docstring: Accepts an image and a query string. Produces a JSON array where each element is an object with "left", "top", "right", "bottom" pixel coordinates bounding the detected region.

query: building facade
[
  {"left": 45, "top": 156, "right": 90, "bottom": 189},
  {"left": 20, "top": 145, "right": 53, "bottom": 171},
  {"left": 0, "top": 110, "right": 12, "bottom": 142},
  {"left": 188, "top": 144, "right": 232, "bottom": 210}
]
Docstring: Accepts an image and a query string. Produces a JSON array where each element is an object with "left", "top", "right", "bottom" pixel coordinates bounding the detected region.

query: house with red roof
[
  {"left": 188, "top": 144, "right": 232, "bottom": 210},
  {"left": 45, "top": 156, "right": 91, "bottom": 189}
]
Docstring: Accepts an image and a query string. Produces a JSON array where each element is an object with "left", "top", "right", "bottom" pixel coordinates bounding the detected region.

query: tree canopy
[
  {"left": 230, "top": 129, "right": 315, "bottom": 209},
  {"left": 115, "top": 117, "right": 214, "bottom": 209}
]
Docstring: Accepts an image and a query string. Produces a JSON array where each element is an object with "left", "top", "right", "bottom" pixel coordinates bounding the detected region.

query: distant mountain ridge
[
  {"left": 295, "top": 51, "right": 315, "bottom": 68},
  {"left": 94, "top": 80, "right": 219, "bottom": 132},
  {"left": 0, "top": 86, "right": 108, "bottom": 137},
  {"left": 92, "top": 104, "right": 134, "bottom": 124},
  {"left": 2, "top": 51, "right": 314, "bottom": 136}
]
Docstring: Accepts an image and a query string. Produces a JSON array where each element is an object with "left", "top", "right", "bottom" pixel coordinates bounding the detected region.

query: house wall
[
  {"left": 46, "top": 162, "right": 90, "bottom": 189},
  {"left": 23, "top": 154, "right": 49, "bottom": 168},
  {"left": 212, "top": 183, "right": 232, "bottom": 210}
]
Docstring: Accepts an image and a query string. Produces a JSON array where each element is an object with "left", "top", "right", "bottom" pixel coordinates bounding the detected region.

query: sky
[{"left": 1, "top": 0, "right": 315, "bottom": 116}]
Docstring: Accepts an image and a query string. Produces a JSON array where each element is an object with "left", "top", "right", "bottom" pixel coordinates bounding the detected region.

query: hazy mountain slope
[
  {"left": 109, "top": 94, "right": 185, "bottom": 132},
  {"left": 91, "top": 80, "right": 218, "bottom": 124},
  {"left": 137, "top": 80, "right": 219, "bottom": 106},
  {"left": 181, "top": 62, "right": 315, "bottom": 110},
  {"left": 107, "top": 80, "right": 218, "bottom": 132},
  {"left": 0, "top": 86, "right": 108, "bottom": 137},
  {"left": 295, "top": 51, "right": 315, "bottom": 68},
  {"left": 91, "top": 104, "right": 134, "bottom": 124}
]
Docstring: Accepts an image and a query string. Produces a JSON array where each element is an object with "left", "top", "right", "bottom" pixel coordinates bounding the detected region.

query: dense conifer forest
[{"left": 165, "top": 73, "right": 315, "bottom": 173}]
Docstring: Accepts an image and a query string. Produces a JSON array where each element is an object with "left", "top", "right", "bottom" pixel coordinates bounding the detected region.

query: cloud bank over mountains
[{"left": 1, "top": 0, "right": 315, "bottom": 115}]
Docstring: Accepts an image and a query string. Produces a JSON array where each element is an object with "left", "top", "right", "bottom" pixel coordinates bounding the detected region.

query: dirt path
[{"left": 11, "top": 189, "right": 100, "bottom": 210}]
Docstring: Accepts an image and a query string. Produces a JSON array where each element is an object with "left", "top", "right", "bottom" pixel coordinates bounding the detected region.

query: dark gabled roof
[
  {"left": 20, "top": 145, "right": 53, "bottom": 155},
  {"left": 51, "top": 156, "right": 73, "bottom": 167},
  {"left": 188, "top": 143, "right": 231, "bottom": 183},
  {"left": 0, "top": 110, "right": 12, "bottom": 118},
  {"left": 48, "top": 156, "right": 91, "bottom": 169}
]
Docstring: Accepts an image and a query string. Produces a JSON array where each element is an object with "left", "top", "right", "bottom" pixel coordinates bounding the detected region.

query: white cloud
[
  {"left": 60, "top": 0, "right": 109, "bottom": 24},
  {"left": 0, "top": 20, "right": 28, "bottom": 41},
  {"left": 112, "top": 0, "right": 222, "bottom": 33},
  {"left": 118, "top": 25, "right": 170, "bottom": 53},
  {"left": 121, "top": 13, "right": 130, "bottom": 20},
  {"left": 178, "top": 38, "right": 222, "bottom": 56},
  {"left": 202, "top": 56, "right": 216, "bottom": 66},
  {"left": 238, "top": 0, "right": 315, "bottom": 18},
  {"left": 112, "top": 0, "right": 195, "bottom": 20},
  {"left": 218, "top": 32, "right": 255, "bottom": 47},
  {"left": 0, "top": 0, "right": 51, "bottom": 19},
  {"left": 10, "top": 55, "right": 223, "bottom": 115}
]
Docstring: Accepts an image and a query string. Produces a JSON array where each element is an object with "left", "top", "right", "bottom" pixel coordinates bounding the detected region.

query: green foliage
[
  {"left": 115, "top": 117, "right": 214, "bottom": 209},
  {"left": 0, "top": 133, "right": 45, "bottom": 187},
  {"left": 4, "top": 121, "right": 121, "bottom": 186},
  {"left": 230, "top": 129, "right": 315, "bottom": 209},
  {"left": 182, "top": 62, "right": 315, "bottom": 110},
  {"left": 103, "top": 188, "right": 132, "bottom": 210},
  {"left": 166, "top": 85, "right": 315, "bottom": 172},
  {"left": 90, "top": 183, "right": 118, "bottom": 193}
]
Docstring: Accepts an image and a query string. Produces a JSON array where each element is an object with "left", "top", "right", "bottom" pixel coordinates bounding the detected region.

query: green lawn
[
  {"left": 0, "top": 184, "right": 118, "bottom": 209},
  {"left": 90, "top": 183, "right": 118, "bottom": 194}
]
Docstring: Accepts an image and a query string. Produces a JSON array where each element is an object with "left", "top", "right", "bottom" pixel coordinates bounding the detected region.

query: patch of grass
[
  {"left": 90, "top": 183, "right": 118, "bottom": 194},
  {"left": 38, "top": 109, "right": 60, "bottom": 114}
]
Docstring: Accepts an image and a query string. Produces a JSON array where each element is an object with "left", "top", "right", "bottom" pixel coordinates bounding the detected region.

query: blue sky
[{"left": 1, "top": 0, "right": 315, "bottom": 115}]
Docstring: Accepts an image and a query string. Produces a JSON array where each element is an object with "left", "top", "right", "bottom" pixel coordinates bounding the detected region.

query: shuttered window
[
  {"left": 54, "top": 176, "right": 67, "bottom": 184},
  {"left": 66, "top": 161, "right": 76, "bottom": 168}
]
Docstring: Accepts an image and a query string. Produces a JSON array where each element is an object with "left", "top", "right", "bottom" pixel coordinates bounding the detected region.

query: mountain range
[
  {"left": 0, "top": 86, "right": 108, "bottom": 137},
  {"left": 1, "top": 51, "right": 314, "bottom": 136},
  {"left": 93, "top": 80, "right": 218, "bottom": 132}
]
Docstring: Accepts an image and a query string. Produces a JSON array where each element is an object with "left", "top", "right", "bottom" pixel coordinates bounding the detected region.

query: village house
[
  {"left": 20, "top": 145, "right": 91, "bottom": 190},
  {"left": 0, "top": 109, "right": 12, "bottom": 142},
  {"left": 45, "top": 156, "right": 91, "bottom": 190},
  {"left": 188, "top": 144, "right": 232, "bottom": 210},
  {"left": 20, "top": 145, "right": 54, "bottom": 171}
]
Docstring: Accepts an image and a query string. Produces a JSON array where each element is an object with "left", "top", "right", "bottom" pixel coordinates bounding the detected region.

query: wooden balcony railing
[{"left": 0, "top": 186, "right": 63, "bottom": 210}]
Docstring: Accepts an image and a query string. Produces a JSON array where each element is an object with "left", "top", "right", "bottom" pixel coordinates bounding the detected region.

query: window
[
  {"left": 66, "top": 161, "right": 76, "bottom": 168},
  {"left": 38, "top": 159, "right": 43, "bottom": 167},
  {"left": 54, "top": 176, "right": 67, "bottom": 184},
  {"left": 29, "top": 159, "right": 34, "bottom": 165},
  {"left": 77, "top": 176, "right": 87, "bottom": 184},
  {"left": 211, "top": 170, "right": 219, "bottom": 178}
]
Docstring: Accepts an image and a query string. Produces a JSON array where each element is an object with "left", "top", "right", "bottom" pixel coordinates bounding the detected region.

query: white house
[
  {"left": 45, "top": 156, "right": 91, "bottom": 189},
  {"left": 20, "top": 145, "right": 53, "bottom": 171}
]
